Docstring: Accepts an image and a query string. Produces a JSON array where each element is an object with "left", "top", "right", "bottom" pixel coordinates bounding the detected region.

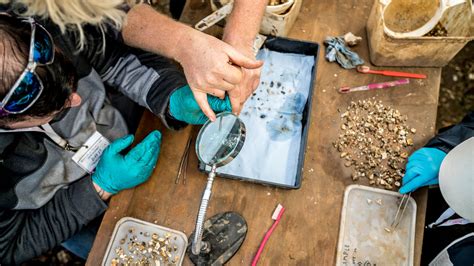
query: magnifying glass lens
[{"left": 196, "top": 112, "right": 245, "bottom": 167}]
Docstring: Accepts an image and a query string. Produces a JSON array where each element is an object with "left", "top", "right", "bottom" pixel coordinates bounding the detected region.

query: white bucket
[{"left": 381, "top": 0, "right": 471, "bottom": 37}]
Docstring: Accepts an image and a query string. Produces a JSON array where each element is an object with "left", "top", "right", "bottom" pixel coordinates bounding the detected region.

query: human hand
[
  {"left": 92, "top": 131, "right": 161, "bottom": 195},
  {"left": 235, "top": 66, "right": 262, "bottom": 105},
  {"left": 227, "top": 45, "right": 262, "bottom": 111},
  {"left": 170, "top": 85, "right": 231, "bottom": 125},
  {"left": 174, "top": 29, "right": 263, "bottom": 120},
  {"left": 399, "top": 147, "right": 447, "bottom": 194}
]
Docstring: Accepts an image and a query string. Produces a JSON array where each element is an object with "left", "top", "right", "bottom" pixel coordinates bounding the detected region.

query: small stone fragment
[
  {"left": 352, "top": 173, "right": 359, "bottom": 181},
  {"left": 343, "top": 32, "right": 363, "bottom": 46},
  {"left": 111, "top": 258, "right": 120, "bottom": 266}
]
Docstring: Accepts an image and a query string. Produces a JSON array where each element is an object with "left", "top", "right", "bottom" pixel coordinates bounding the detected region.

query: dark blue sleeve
[
  {"left": 0, "top": 177, "right": 107, "bottom": 264},
  {"left": 425, "top": 111, "right": 474, "bottom": 153},
  {"left": 447, "top": 234, "right": 474, "bottom": 265}
]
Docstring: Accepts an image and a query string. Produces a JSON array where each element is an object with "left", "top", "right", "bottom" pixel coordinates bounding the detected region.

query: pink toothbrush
[
  {"left": 251, "top": 204, "right": 285, "bottom": 266},
  {"left": 357, "top": 65, "right": 427, "bottom": 79},
  {"left": 339, "top": 78, "right": 410, "bottom": 94}
]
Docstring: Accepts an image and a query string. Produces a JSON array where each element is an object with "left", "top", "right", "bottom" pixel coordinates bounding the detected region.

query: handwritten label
[{"left": 340, "top": 243, "right": 376, "bottom": 266}]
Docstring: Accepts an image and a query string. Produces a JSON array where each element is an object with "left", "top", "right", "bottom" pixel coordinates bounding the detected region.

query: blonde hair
[{"left": 1, "top": 0, "right": 143, "bottom": 50}]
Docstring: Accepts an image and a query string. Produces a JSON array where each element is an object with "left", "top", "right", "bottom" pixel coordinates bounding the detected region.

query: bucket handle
[{"left": 195, "top": 2, "right": 234, "bottom": 32}]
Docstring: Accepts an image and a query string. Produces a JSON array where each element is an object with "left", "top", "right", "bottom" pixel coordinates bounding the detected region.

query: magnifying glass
[
  {"left": 189, "top": 112, "right": 246, "bottom": 258},
  {"left": 196, "top": 112, "right": 245, "bottom": 169}
]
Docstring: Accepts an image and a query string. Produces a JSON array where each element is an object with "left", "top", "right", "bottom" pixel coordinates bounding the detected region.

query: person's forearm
[
  {"left": 122, "top": 2, "right": 263, "bottom": 118},
  {"left": 222, "top": 0, "right": 267, "bottom": 55},
  {"left": 122, "top": 4, "right": 193, "bottom": 61}
]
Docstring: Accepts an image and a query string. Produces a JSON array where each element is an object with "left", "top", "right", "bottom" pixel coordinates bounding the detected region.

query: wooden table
[{"left": 87, "top": 1, "right": 441, "bottom": 264}]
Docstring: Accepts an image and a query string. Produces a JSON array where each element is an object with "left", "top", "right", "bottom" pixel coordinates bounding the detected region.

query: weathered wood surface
[{"left": 87, "top": 1, "right": 441, "bottom": 264}]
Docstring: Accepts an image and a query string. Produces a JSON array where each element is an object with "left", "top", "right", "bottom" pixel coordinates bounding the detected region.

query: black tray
[{"left": 199, "top": 36, "right": 319, "bottom": 189}]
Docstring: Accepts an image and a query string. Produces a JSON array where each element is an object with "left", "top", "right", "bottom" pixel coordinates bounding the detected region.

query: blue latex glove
[
  {"left": 169, "top": 85, "right": 232, "bottom": 125},
  {"left": 92, "top": 130, "right": 161, "bottom": 194},
  {"left": 399, "top": 147, "right": 447, "bottom": 194}
]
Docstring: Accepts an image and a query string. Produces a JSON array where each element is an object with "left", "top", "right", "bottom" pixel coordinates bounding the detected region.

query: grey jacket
[{"left": 0, "top": 21, "right": 187, "bottom": 264}]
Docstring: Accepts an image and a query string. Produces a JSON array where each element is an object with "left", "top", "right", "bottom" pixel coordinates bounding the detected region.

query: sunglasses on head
[{"left": 0, "top": 15, "right": 55, "bottom": 117}]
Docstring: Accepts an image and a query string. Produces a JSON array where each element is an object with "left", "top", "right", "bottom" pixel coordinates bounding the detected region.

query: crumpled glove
[
  {"left": 324, "top": 36, "right": 364, "bottom": 69},
  {"left": 169, "top": 85, "right": 232, "bottom": 125},
  {"left": 399, "top": 147, "right": 447, "bottom": 194},
  {"left": 92, "top": 130, "right": 161, "bottom": 194}
]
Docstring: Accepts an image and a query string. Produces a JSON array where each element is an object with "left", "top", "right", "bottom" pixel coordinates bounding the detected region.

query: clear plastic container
[{"left": 336, "top": 185, "right": 417, "bottom": 266}]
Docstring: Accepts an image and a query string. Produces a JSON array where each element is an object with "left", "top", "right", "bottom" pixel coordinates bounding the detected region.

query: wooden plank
[{"left": 87, "top": 0, "right": 439, "bottom": 264}]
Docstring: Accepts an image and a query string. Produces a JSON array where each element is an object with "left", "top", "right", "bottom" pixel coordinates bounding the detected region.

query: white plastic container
[
  {"left": 336, "top": 185, "right": 417, "bottom": 266},
  {"left": 102, "top": 217, "right": 188, "bottom": 266}
]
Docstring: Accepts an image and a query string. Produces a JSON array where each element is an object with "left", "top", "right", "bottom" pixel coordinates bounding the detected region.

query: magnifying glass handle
[{"left": 192, "top": 165, "right": 217, "bottom": 255}]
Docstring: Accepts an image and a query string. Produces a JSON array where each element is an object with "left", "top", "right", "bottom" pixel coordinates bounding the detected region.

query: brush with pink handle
[
  {"left": 339, "top": 78, "right": 410, "bottom": 94},
  {"left": 251, "top": 204, "right": 285, "bottom": 266}
]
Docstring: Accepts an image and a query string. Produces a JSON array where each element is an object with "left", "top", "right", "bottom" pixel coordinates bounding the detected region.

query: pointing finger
[{"left": 191, "top": 87, "right": 216, "bottom": 121}]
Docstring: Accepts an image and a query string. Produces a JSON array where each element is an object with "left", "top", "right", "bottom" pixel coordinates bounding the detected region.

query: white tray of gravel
[{"left": 102, "top": 217, "right": 188, "bottom": 266}]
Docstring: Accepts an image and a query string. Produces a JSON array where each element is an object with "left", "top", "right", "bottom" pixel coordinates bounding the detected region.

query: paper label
[{"left": 72, "top": 131, "right": 110, "bottom": 173}]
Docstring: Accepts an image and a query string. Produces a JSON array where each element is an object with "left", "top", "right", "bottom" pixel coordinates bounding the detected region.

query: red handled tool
[{"left": 357, "top": 65, "right": 427, "bottom": 79}]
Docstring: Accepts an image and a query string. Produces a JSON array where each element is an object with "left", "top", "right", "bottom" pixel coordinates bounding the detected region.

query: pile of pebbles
[
  {"left": 333, "top": 98, "right": 416, "bottom": 190},
  {"left": 111, "top": 228, "right": 180, "bottom": 265}
]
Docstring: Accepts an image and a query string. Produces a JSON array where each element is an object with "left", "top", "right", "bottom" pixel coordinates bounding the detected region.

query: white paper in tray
[
  {"left": 208, "top": 48, "right": 315, "bottom": 186},
  {"left": 336, "top": 185, "right": 417, "bottom": 266}
]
